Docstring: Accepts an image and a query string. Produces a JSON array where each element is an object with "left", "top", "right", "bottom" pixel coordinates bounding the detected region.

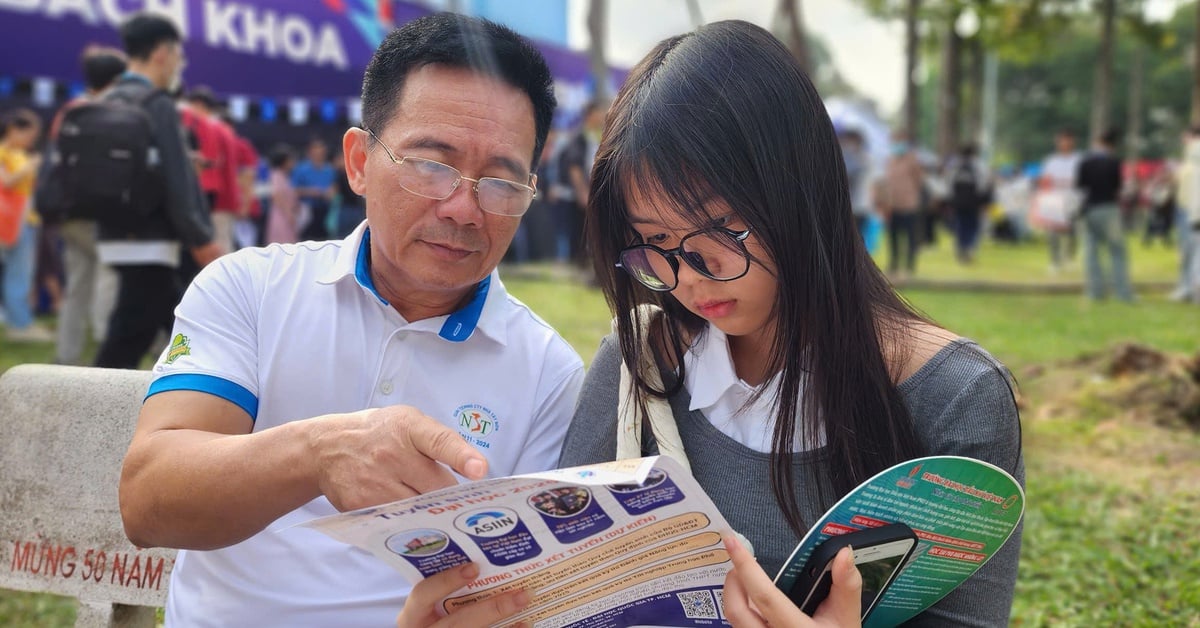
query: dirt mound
[{"left": 1033, "top": 343, "right": 1200, "bottom": 431}]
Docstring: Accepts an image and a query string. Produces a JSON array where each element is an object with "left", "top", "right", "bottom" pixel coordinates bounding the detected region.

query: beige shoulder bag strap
[{"left": 614, "top": 305, "right": 691, "bottom": 473}]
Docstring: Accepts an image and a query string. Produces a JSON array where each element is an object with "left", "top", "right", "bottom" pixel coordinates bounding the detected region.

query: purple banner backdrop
[{"left": 0, "top": 0, "right": 621, "bottom": 102}]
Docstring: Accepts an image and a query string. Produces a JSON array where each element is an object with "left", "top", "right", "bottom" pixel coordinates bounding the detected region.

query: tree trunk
[
  {"left": 1090, "top": 0, "right": 1116, "bottom": 143},
  {"left": 903, "top": 0, "right": 921, "bottom": 140},
  {"left": 1127, "top": 43, "right": 1144, "bottom": 161},
  {"left": 774, "top": 0, "right": 811, "bottom": 76},
  {"left": 685, "top": 0, "right": 704, "bottom": 28},
  {"left": 937, "top": 15, "right": 962, "bottom": 159},
  {"left": 1191, "top": 1, "right": 1200, "bottom": 126},
  {"left": 587, "top": 0, "right": 610, "bottom": 101},
  {"left": 963, "top": 36, "right": 984, "bottom": 147}
]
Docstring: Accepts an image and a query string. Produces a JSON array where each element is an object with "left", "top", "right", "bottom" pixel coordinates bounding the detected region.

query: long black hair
[{"left": 588, "top": 20, "right": 930, "bottom": 535}]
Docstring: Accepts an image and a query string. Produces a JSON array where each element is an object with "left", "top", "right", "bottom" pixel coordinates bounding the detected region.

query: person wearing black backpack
[
  {"left": 37, "top": 46, "right": 127, "bottom": 364},
  {"left": 87, "top": 13, "right": 220, "bottom": 369},
  {"left": 945, "top": 143, "right": 992, "bottom": 264}
]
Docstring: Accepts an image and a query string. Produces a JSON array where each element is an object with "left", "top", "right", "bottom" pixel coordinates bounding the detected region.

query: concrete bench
[{"left": 0, "top": 364, "right": 174, "bottom": 627}]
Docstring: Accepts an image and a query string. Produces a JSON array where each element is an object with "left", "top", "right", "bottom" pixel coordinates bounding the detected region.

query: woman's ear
[{"left": 342, "top": 127, "right": 369, "bottom": 197}]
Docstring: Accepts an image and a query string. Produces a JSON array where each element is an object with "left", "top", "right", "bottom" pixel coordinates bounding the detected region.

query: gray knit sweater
[{"left": 560, "top": 334, "right": 1024, "bottom": 627}]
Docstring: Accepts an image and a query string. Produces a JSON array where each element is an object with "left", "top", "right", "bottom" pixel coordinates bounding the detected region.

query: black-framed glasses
[
  {"left": 364, "top": 127, "right": 536, "bottom": 217},
  {"left": 616, "top": 226, "right": 753, "bottom": 291}
]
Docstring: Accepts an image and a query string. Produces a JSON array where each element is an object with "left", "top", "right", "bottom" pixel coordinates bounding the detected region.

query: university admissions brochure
[
  {"left": 305, "top": 456, "right": 736, "bottom": 627},
  {"left": 305, "top": 455, "right": 1022, "bottom": 627},
  {"left": 773, "top": 455, "right": 1025, "bottom": 627}
]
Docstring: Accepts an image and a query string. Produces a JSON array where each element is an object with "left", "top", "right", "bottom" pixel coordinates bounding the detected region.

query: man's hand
[
  {"left": 191, "top": 241, "right": 224, "bottom": 267},
  {"left": 396, "top": 563, "right": 530, "bottom": 628},
  {"left": 311, "top": 405, "right": 489, "bottom": 512},
  {"left": 721, "top": 535, "right": 862, "bottom": 628}
]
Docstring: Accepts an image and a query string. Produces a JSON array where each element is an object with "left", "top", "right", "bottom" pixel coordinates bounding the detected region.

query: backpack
[
  {"left": 950, "top": 160, "right": 981, "bottom": 209},
  {"left": 42, "top": 89, "right": 165, "bottom": 228}
]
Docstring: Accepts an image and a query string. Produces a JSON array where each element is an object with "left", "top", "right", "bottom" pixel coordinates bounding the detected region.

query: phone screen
[
  {"left": 854, "top": 539, "right": 915, "bottom": 616},
  {"left": 857, "top": 552, "right": 905, "bottom": 611}
]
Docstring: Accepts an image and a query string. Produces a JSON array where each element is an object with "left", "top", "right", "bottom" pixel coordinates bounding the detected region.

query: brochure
[
  {"left": 305, "top": 454, "right": 1022, "bottom": 627},
  {"left": 304, "top": 456, "right": 736, "bottom": 627},
  {"left": 773, "top": 455, "right": 1024, "bottom": 627}
]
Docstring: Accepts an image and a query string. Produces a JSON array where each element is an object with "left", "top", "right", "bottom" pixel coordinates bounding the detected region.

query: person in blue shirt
[{"left": 291, "top": 137, "right": 336, "bottom": 241}]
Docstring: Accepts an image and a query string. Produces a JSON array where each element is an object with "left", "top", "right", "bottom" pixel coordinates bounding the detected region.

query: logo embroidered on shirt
[
  {"left": 454, "top": 403, "right": 500, "bottom": 450},
  {"left": 165, "top": 333, "right": 191, "bottom": 364}
]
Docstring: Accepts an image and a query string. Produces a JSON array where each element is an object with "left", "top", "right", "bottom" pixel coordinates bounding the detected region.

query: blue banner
[{"left": 0, "top": 0, "right": 623, "bottom": 104}]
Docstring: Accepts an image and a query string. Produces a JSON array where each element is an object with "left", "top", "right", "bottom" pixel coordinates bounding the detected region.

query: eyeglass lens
[
  {"left": 395, "top": 157, "right": 532, "bottom": 216},
  {"left": 620, "top": 229, "right": 749, "bottom": 290}
]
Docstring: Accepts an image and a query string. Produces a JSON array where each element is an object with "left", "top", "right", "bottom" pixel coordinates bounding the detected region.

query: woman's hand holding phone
[{"left": 722, "top": 535, "right": 863, "bottom": 628}]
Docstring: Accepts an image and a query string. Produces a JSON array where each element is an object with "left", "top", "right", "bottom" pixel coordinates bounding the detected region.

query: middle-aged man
[{"left": 119, "top": 14, "right": 584, "bottom": 626}]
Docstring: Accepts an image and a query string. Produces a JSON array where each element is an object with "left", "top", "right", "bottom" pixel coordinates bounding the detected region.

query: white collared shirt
[
  {"left": 149, "top": 222, "right": 584, "bottom": 627},
  {"left": 683, "top": 325, "right": 821, "bottom": 453}
]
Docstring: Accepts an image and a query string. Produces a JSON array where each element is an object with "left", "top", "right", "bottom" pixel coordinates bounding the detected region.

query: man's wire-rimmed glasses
[
  {"left": 616, "top": 226, "right": 753, "bottom": 291},
  {"left": 364, "top": 127, "right": 536, "bottom": 217}
]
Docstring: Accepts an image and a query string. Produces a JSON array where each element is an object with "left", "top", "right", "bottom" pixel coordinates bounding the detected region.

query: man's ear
[{"left": 342, "top": 127, "right": 369, "bottom": 197}]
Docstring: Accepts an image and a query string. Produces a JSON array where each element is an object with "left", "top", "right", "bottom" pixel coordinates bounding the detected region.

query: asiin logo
[
  {"left": 454, "top": 508, "right": 519, "bottom": 538},
  {"left": 165, "top": 333, "right": 191, "bottom": 364},
  {"left": 455, "top": 404, "right": 499, "bottom": 437}
]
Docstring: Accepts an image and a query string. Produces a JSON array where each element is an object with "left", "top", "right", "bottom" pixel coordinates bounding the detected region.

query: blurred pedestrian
[
  {"left": 559, "top": 101, "right": 606, "bottom": 269},
  {"left": 875, "top": 132, "right": 924, "bottom": 279},
  {"left": 944, "top": 143, "right": 992, "bottom": 264},
  {"left": 839, "top": 128, "right": 872, "bottom": 242},
  {"left": 94, "top": 13, "right": 219, "bottom": 369},
  {"left": 184, "top": 87, "right": 241, "bottom": 253},
  {"left": 229, "top": 123, "right": 261, "bottom": 249},
  {"left": 1036, "top": 129, "right": 1082, "bottom": 274},
  {"left": 1142, "top": 166, "right": 1175, "bottom": 247},
  {"left": 0, "top": 108, "right": 52, "bottom": 342},
  {"left": 992, "top": 165, "right": 1033, "bottom": 243},
  {"left": 293, "top": 137, "right": 335, "bottom": 241},
  {"left": 1076, "top": 128, "right": 1133, "bottom": 302},
  {"left": 49, "top": 45, "right": 126, "bottom": 363},
  {"left": 1173, "top": 128, "right": 1200, "bottom": 303},
  {"left": 331, "top": 150, "right": 364, "bottom": 238},
  {"left": 265, "top": 144, "right": 299, "bottom": 244}
]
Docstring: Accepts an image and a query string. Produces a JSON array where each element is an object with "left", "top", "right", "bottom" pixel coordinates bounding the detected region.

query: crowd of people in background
[
  {"left": 845, "top": 123, "right": 1200, "bottom": 304},
  {"left": 2, "top": 19, "right": 1199, "bottom": 368}
]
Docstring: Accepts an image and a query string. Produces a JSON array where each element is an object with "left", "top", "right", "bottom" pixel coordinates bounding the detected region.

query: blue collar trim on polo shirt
[
  {"left": 355, "top": 227, "right": 492, "bottom": 342},
  {"left": 439, "top": 274, "right": 491, "bottom": 343},
  {"left": 354, "top": 228, "right": 389, "bottom": 306}
]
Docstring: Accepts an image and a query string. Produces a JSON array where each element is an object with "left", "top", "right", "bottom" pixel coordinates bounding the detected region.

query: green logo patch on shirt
[{"left": 166, "top": 333, "right": 191, "bottom": 364}]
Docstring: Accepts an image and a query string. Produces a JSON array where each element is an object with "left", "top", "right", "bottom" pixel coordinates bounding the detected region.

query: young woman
[
  {"left": 399, "top": 20, "right": 1021, "bottom": 628},
  {"left": 555, "top": 20, "right": 1022, "bottom": 627}
]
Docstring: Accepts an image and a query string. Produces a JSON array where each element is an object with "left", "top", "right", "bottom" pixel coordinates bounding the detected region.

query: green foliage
[{"left": 991, "top": 3, "right": 1196, "bottom": 163}]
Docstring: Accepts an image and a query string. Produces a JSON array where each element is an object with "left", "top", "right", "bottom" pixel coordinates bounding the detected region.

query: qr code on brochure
[{"left": 676, "top": 590, "right": 719, "bottom": 619}]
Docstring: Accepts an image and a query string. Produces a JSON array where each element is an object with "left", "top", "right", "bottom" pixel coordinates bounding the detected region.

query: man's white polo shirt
[{"left": 148, "top": 223, "right": 584, "bottom": 627}]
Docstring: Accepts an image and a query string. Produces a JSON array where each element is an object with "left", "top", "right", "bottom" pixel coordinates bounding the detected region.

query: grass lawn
[{"left": 2, "top": 234, "right": 1196, "bottom": 626}]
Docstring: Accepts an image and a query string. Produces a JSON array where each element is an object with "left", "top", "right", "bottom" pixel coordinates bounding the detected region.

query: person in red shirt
[
  {"left": 230, "top": 128, "right": 261, "bottom": 248},
  {"left": 183, "top": 87, "right": 240, "bottom": 252}
]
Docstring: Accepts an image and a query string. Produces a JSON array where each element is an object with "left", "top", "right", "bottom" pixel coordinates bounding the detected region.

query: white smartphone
[{"left": 784, "top": 522, "right": 919, "bottom": 620}]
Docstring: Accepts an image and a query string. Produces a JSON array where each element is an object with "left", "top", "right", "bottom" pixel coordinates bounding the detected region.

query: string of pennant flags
[{"left": 0, "top": 74, "right": 362, "bottom": 126}]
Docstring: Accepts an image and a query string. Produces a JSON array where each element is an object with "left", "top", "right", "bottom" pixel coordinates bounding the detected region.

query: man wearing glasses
[{"left": 118, "top": 14, "right": 584, "bottom": 626}]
